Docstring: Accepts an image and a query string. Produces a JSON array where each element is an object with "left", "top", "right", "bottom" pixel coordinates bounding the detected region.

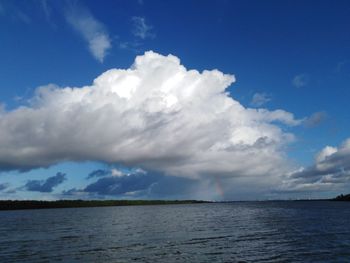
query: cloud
[
  {"left": 292, "top": 74, "right": 308, "bottom": 88},
  {"left": 0, "top": 183, "right": 9, "bottom": 191},
  {"left": 64, "top": 168, "right": 201, "bottom": 199},
  {"left": 24, "top": 172, "right": 66, "bottom": 192},
  {"left": 65, "top": 168, "right": 265, "bottom": 200},
  {"left": 0, "top": 51, "right": 301, "bottom": 188},
  {"left": 65, "top": 2, "right": 111, "bottom": 62},
  {"left": 84, "top": 172, "right": 158, "bottom": 196},
  {"left": 280, "top": 139, "right": 350, "bottom": 192},
  {"left": 0, "top": 1, "right": 31, "bottom": 24},
  {"left": 86, "top": 169, "right": 110, "bottom": 179},
  {"left": 131, "top": 16, "right": 154, "bottom": 39},
  {"left": 118, "top": 41, "right": 142, "bottom": 52},
  {"left": 86, "top": 167, "right": 145, "bottom": 180},
  {"left": 250, "top": 93, "right": 271, "bottom": 107},
  {"left": 38, "top": 0, "right": 52, "bottom": 22},
  {"left": 304, "top": 111, "right": 327, "bottom": 128},
  {"left": 111, "top": 168, "right": 124, "bottom": 177},
  {"left": 65, "top": 169, "right": 156, "bottom": 197}
]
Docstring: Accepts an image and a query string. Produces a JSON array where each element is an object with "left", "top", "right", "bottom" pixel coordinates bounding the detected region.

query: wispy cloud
[
  {"left": 118, "top": 40, "right": 142, "bottom": 52},
  {"left": 65, "top": 2, "right": 111, "bottom": 62},
  {"left": 131, "top": 16, "right": 155, "bottom": 39},
  {"left": 292, "top": 74, "right": 308, "bottom": 88},
  {"left": 0, "top": 1, "right": 31, "bottom": 24},
  {"left": 38, "top": 0, "right": 51, "bottom": 21},
  {"left": 304, "top": 111, "right": 328, "bottom": 128},
  {"left": 250, "top": 93, "right": 271, "bottom": 107}
]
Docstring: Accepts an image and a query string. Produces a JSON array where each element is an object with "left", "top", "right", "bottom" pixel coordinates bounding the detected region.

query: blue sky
[{"left": 0, "top": 0, "right": 350, "bottom": 200}]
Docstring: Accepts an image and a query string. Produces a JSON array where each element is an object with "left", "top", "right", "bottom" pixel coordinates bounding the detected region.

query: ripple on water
[{"left": 1, "top": 202, "right": 350, "bottom": 262}]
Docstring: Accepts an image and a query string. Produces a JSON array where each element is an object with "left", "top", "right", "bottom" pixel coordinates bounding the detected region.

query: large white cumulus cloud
[{"left": 0, "top": 51, "right": 300, "bottom": 179}]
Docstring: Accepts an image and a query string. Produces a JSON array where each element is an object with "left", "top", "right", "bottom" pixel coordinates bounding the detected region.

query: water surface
[{"left": 1, "top": 201, "right": 350, "bottom": 262}]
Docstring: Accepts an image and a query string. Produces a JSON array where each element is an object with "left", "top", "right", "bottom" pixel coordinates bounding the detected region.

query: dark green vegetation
[
  {"left": 1, "top": 193, "right": 348, "bottom": 211},
  {"left": 0, "top": 200, "right": 210, "bottom": 211},
  {"left": 333, "top": 194, "right": 350, "bottom": 201}
]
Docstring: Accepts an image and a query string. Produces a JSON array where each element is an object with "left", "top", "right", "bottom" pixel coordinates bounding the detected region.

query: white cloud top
[{"left": 0, "top": 51, "right": 300, "bottom": 181}]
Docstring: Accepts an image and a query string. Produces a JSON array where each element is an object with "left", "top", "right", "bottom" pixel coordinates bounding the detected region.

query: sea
[{"left": 1, "top": 201, "right": 350, "bottom": 262}]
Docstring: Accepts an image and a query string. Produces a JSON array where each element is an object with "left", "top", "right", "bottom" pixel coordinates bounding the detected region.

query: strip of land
[
  {"left": 333, "top": 194, "right": 350, "bottom": 201},
  {"left": 0, "top": 194, "right": 348, "bottom": 211},
  {"left": 0, "top": 200, "right": 211, "bottom": 211}
]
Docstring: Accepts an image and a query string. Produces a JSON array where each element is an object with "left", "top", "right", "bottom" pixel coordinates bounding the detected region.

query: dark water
[{"left": 1, "top": 201, "right": 350, "bottom": 262}]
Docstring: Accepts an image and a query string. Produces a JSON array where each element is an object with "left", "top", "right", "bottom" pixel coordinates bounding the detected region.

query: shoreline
[
  {"left": 1, "top": 197, "right": 348, "bottom": 211},
  {"left": 0, "top": 200, "right": 211, "bottom": 211}
]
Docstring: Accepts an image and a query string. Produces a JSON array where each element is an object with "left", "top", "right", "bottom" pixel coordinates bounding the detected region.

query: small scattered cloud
[
  {"left": 65, "top": 2, "right": 111, "bottom": 62},
  {"left": 66, "top": 169, "right": 157, "bottom": 197},
  {"left": 292, "top": 74, "right": 308, "bottom": 88},
  {"left": 86, "top": 167, "right": 145, "bottom": 180},
  {"left": 111, "top": 168, "right": 124, "bottom": 177},
  {"left": 86, "top": 169, "right": 110, "bottom": 179},
  {"left": 304, "top": 111, "right": 328, "bottom": 128},
  {"left": 24, "top": 172, "right": 66, "bottom": 193},
  {"left": 279, "top": 138, "right": 350, "bottom": 193},
  {"left": 131, "top": 16, "right": 155, "bottom": 39},
  {"left": 0, "top": 183, "right": 9, "bottom": 191},
  {"left": 250, "top": 93, "right": 271, "bottom": 107}
]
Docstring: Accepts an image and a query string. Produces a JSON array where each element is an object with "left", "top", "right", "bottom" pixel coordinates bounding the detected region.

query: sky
[{"left": 0, "top": 0, "right": 350, "bottom": 201}]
